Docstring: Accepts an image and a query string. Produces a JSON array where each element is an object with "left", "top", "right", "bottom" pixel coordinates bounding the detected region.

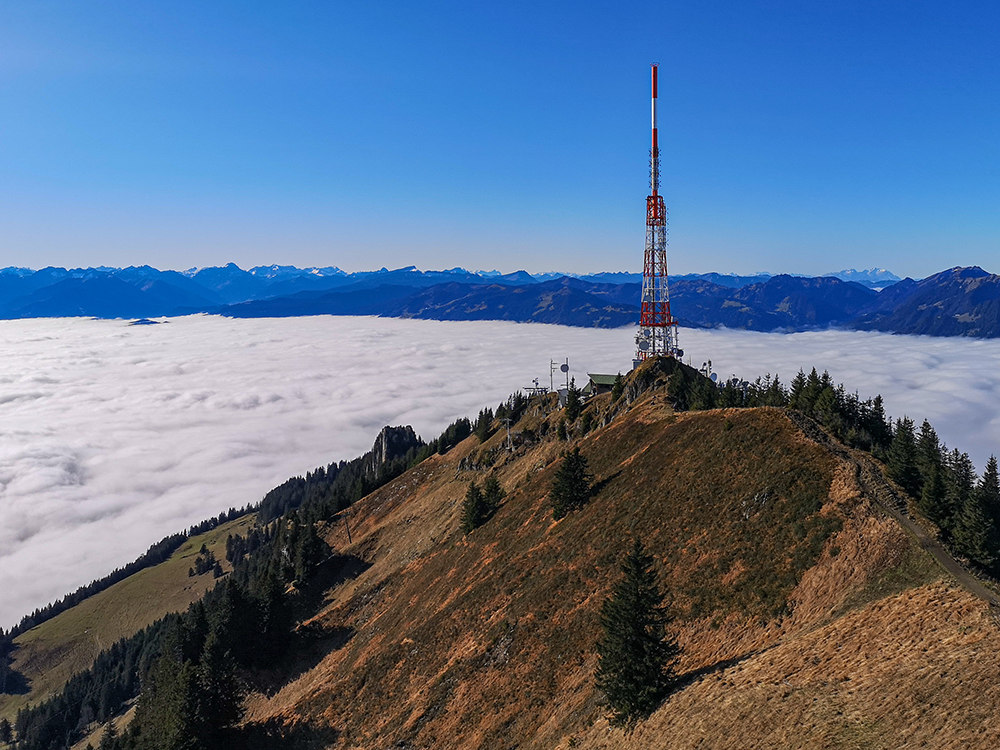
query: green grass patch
[{"left": 1, "top": 514, "right": 254, "bottom": 722}]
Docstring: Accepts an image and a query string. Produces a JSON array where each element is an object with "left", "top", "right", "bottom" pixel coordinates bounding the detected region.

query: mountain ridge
[{"left": 1, "top": 263, "right": 999, "bottom": 336}]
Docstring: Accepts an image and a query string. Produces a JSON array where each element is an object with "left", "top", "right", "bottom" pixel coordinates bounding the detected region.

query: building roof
[{"left": 587, "top": 373, "right": 619, "bottom": 386}]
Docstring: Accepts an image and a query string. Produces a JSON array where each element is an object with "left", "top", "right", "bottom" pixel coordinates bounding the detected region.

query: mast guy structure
[{"left": 634, "top": 63, "right": 681, "bottom": 367}]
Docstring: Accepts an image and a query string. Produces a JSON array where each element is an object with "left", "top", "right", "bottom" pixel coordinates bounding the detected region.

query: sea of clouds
[{"left": 2, "top": 315, "right": 1000, "bottom": 628}]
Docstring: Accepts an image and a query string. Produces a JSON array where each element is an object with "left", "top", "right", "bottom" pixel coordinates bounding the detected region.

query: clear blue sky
[{"left": 0, "top": 1, "right": 997, "bottom": 277}]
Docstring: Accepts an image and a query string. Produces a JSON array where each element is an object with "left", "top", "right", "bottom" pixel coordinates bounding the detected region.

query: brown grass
[{"left": 238, "top": 390, "right": 976, "bottom": 750}]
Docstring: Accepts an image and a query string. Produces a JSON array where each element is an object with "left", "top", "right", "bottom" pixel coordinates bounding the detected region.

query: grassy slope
[
  {"left": 0, "top": 514, "right": 254, "bottom": 722},
  {"left": 242, "top": 368, "right": 973, "bottom": 749}
]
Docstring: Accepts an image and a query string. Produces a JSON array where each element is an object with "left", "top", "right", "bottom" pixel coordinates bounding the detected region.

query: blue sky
[{"left": 0, "top": 1, "right": 997, "bottom": 277}]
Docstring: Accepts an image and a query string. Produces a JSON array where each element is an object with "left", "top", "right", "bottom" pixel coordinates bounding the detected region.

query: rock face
[{"left": 363, "top": 425, "right": 422, "bottom": 478}]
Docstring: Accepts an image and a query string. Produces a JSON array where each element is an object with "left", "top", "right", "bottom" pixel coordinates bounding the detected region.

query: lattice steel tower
[{"left": 634, "top": 63, "right": 680, "bottom": 366}]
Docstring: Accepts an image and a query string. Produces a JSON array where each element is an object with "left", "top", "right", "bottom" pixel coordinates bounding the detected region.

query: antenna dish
[
  {"left": 638, "top": 340, "right": 649, "bottom": 351},
  {"left": 710, "top": 372, "right": 718, "bottom": 382},
  {"left": 560, "top": 364, "right": 569, "bottom": 372}
]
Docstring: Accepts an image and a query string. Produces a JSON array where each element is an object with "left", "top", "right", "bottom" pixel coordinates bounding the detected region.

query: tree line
[{"left": 7, "top": 507, "right": 252, "bottom": 642}]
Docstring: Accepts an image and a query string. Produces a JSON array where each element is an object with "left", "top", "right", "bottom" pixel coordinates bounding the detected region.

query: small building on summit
[{"left": 583, "top": 373, "right": 619, "bottom": 398}]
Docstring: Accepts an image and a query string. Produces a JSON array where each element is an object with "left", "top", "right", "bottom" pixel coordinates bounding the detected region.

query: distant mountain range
[{"left": 3, "top": 263, "right": 999, "bottom": 337}]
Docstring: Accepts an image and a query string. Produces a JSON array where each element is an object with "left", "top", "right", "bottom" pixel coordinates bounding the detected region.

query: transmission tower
[{"left": 634, "top": 63, "right": 680, "bottom": 366}]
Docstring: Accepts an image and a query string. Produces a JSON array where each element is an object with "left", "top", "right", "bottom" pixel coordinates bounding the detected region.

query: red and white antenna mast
[{"left": 634, "top": 63, "right": 680, "bottom": 366}]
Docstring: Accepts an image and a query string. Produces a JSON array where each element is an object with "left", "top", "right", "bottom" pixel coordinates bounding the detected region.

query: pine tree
[
  {"left": 919, "top": 461, "right": 947, "bottom": 527},
  {"left": 197, "top": 623, "right": 244, "bottom": 746},
  {"left": 916, "top": 420, "right": 941, "bottom": 476},
  {"left": 565, "top": 378, "right": 582, "bottom": 421},
  {"left": 941, "top": 449, "right": 975, "bottom": 535},
  {"left": 461, "top": 481, "right": 488, "bottom": 534},
  {"left": 482, "top": 475, "right": 505, "bottom": 518},
  {"left": 977, "top": 455, "right": 1000, "bottom": 529},
  {"left": 0, "top": 718, "right": 11, "bottom": 745},
  {"left": 611, "top": 372, "right": 625, "bottom": 403},
  {"left": 887, "top": 417, "right": 921, "bottom": 498},
  {"left": 595, "top": 539, "right": 679, "bottom": 728},
  {"left": 256, "top": 569, "right": 292, "bottom": 664},
  {"left": 551, "top": 447, "right": 592, "bottom": 520},
  {"left": 915, "top": 420, "right": 947, "bottom": 524},
  {"left": 474, "top": 408, "right": 494, "bottom": 442},
  {"left": 132, "top": 628, "right": 200, "bottom": 750},
  {"left": 953, "top": 491, "right": 997, "bottom": 569},
  {"left": 788, "top": 369, "right": 807, "bottom": 408},
  {"left": 293, "top": 520, "right": 327, "bottom": 582}
]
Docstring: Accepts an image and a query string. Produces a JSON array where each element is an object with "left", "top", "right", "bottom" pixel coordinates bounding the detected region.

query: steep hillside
[
  {"left": 234, "top": 361, "right": 995, "bottom": 749},
  {"left": 0, "top": 515, "right": 253, "bottom": 723}
]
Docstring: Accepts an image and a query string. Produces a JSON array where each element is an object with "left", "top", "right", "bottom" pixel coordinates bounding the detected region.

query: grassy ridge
[
  {"left": 269, "top": 387, "right": 871, "bottom": 748},
  {"left": 1, "top": 515, "right": 253, "bottom": 722}
]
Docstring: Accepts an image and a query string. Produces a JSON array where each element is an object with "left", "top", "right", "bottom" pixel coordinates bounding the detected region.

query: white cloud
[{"left": 1, "top": 317, "right": 1000, "bottom": 629}]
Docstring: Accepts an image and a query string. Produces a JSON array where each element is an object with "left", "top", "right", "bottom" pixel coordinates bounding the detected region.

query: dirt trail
[{"left": 786, "top": 409, "right": 1000, "bottom": 609}]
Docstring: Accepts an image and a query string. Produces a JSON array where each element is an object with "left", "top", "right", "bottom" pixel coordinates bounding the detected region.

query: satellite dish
[
  {"left": 676, "top": 349, "right": 684, "bottom": 357},
  {"left": 560, "top": 364, "right": 569, "bottom": 372},
  {"left": 638, "top": 340, "right": 649, "bottom": 351},
  {"left": 710, "top": 372, "right": 718, "bottom": 382}
]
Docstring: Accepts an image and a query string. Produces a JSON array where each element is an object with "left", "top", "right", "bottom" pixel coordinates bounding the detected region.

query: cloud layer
[{"left": 2, "top": 317, "right": 1000, "bottom": 628}]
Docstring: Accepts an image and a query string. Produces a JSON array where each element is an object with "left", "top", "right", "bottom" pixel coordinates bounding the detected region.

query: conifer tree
[
  {"left": 916, "top": 420, "right": 941, "bottom": 476},
  {"left": 941, "top": 449, "right": 975, "bottom": 535},
  {"left": 595, "top": 539, "right": 679, "bottom": 728},
  {"left": 565, "top": 378, "right": 582, "bottom": 421},
  {"left": 611, "top": 372, "right": 625, "bottom": 403},
  {"left": 0, "top": 718, "right": 11, "bottom": 745},
  {"left": 788, "top": 369, "right": 807, "bottom": 408},
  {"left": 461, "top": 481, "right": 488, "bottom": 534},
  {"left": 482, "top": 475, "right": 506, "bottom": 518},
  {"left": 915, "top": 420, "right": 947, "bottom": 523},
  {"left": 977, "top": 455, "right": 1000, "bottom": 528},
  {"left": 132, "top": 629, "right": 200, "bottom": 750},
  {"left": 919, "top": 462, "right": 947, "bottom": 527},
  {"left": 953, "top": 492, "right": 997, "bottom": 569},
  {"left": 197, "top": 624, "right": 244, "bottom": 745},
  {"left": 551, "top": 447, "right": 592, "bottom": 519},
  {"left": 887, "top": 417, "right": 921, "bottom": 498},
  {"left": 474, "top": 408, "right": 494, "bottom": 442},
  {"left": 868, "top": 395, "right": 892, "bottom": 452},
  {"left": 293, "top": 520, "right": 327, "bottom": 582},
  {"left": 256, "top": 570, "right": 292, "bottom": 664}
]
